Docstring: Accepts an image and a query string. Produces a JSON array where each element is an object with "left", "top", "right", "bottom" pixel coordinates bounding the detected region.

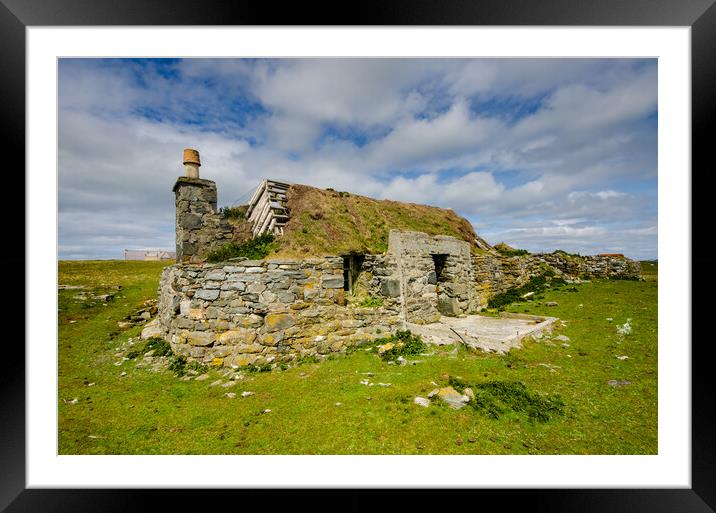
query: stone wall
[
  {"left": 156, "top": 257, "right": 401, "bottom": 367},
  {"left": 471, "top": 251, "right": 642, "bottom": 306},
  {"left": 157, "top": 225, "right": 641, "bottom": 367},
  {"left": 387, "top": 230, "right": 479, "bottom": 324},
  {"left": 173, "top": 177, "right": 233, "bottom": 262}
]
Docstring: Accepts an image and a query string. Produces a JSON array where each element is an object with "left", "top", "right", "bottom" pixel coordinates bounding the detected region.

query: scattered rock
[
  {"left": 521, "top": 291, "right": 534, "bottom": 299},
  {"left": 396, "top": 356, "right": 407, "bottom": 366},
  {"left": 64, "top": 397, "right": 79, "bottom": 404},
  {"left": 607, "top": 380, "right": 632, "bottom": 387},
  {"left": 86, "top": 382, "right": 95, "bottom": 387},
  {"left": 455, "top": 437, "right": 464, "bottom": 446},
  {"left": 141, "top": 319, "right": 162, "bottom": 339},
  {"left": 195, "top": 374, "right": 209, "bottom": 381},
  {"left": 468, "top": 437, "right": 476, "bottom": 443},
  {"left": 360, "top": 379, "right": 371, "bottom": 386},
  {"left": 616, "top": 355, "right": 629, "bottom": 361},
  {"left": 561, "top": 343, "right": 570, "bottom": 348},
  {"left": 616, "top": 320, "right": 632, "bottom": 336},
  {"left": 377, "top": 383, "right": 392, "bottom": 387},
  {"left": 261, "top": 409, "right": 272, "bottom": 414},
  {"left": 554, "top": 335, "right": 570, "bottom": 342},
  {"left": 377, "top": 343, "right": 395, "bottom": 354},
  {"left": 221, "top": 381, "right": 237, "bottom": 388},
  {"left": 209, "top": 380, "right": 223, "bottom": 387},
  {"left": 545, "top": 301, "right": 558, "bottom": 307},
  {"left": 606, "top": 317, "right": 613, "bottom": 321},
  {"left": 335, "top": 402, "right": 342, "bottom": 407},
  {"left": 463, "top": 388, "right": 475, "bottom": 401},
  {"left": 225, "top": 392, "right": 236, "bottom": 399},
  {"left": 537, "top": 363, "right": 560, "bottom": 373},
  {"left": 241, "top": 391, "right": 253, "bottom": 397},
  {"left": 120, "top": 371, "right": 127, "bottom": 377},
  {"left": 414, "top": 397, "right": 430, "bottom": 407},
  {"left": 427, "top": 388, "right": 440, "bottom": 398},
  {"left": 436, "top": 387, "right": 469, "bottom": 409}
]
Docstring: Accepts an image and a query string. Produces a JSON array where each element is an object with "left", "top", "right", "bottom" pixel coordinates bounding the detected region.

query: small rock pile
[{"left": 118, "top": 299, "right": 158, "bottom": 329}]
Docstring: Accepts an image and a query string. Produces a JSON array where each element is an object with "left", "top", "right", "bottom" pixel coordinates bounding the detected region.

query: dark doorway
[
  {"left": 343, "top": 254, "right": 365, "bottom": 293},
  {"left": 431, "top": 254, "right": 448, "bottom": 282}
]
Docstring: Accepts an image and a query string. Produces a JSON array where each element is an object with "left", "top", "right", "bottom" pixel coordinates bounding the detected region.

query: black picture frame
[{"left": 4, "top": 0, "right": 712, "bottom": 511}]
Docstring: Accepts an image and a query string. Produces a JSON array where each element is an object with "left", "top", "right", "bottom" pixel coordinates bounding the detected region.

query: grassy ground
[{"left": 58, "top": 261, "right": 657, "bottom": 455}]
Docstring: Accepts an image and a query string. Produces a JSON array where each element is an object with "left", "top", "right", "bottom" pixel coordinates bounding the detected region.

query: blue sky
[{"left": 58, "top": 58, "right": 657, "bottom": 260}]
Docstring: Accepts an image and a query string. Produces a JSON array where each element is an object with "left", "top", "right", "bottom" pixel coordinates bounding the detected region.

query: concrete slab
[{"left": 408, "top": 312, "right": 558, "bottom": 354}]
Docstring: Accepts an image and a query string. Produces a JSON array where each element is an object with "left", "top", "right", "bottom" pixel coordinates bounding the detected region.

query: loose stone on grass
[
  {"left": 436, "top": 387, "right": 470, "bottom": 409},
  {"left": 414, "top": 396, "right": 431, "bottom": 407}
]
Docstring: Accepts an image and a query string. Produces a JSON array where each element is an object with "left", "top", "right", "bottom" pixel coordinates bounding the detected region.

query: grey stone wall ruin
[
  {"left": 157, "top": 150, "right": 642, "bottom": 367},
  {"left": 173, "top": 177, "right": 233, "bottom": 262}
]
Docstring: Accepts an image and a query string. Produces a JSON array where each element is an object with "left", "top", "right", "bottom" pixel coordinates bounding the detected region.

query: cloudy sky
[{"left": 58, "top": 58, "right": 657, "bottom": 260}]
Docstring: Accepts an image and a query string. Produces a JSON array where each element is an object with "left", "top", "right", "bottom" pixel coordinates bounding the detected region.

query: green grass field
[{"left": 58, "top": 260, "right": 657, "bottom": 455}]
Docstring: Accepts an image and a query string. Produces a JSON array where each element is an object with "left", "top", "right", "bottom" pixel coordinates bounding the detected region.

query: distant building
[{"left": 124, "top": 249, "right": 176, "bottom": 261}]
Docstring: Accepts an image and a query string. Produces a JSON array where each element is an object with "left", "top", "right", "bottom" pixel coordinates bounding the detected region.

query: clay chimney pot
[{"left": 183, "top": 148, "right": 201, "bottom": 166}]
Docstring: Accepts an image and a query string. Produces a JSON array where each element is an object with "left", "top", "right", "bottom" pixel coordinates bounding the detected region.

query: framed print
[{"left": 6, "top": 0, "right": 714, "bottom": 511}]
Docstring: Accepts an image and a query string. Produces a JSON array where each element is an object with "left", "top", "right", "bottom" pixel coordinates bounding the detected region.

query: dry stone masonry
[
  {"left": 157, "top": 149, "right": 642, "bottom": 367},
  {"left": 157, "top": 257, "right": 401, "bottom": 366},
  {"left": 173, "top": 150, "right": 233, "bottom": 262}
]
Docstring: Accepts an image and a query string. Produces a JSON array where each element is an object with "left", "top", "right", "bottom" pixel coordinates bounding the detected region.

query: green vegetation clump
[
  {"left": 449, "top": 376, "right": 565, "bottom": 422},
  {"left": 357, "top": 296, "right": 383, "bottom": 308},
  {"left": 126, "top": 336, "right": 172, "bottom": 359},
  {"left": 168, "top": 355, "right": 209, "bottom": 377},
  {"left": 219, "top": 205, "right": 248, "bottom": 220},
  {"left": 553, "top": 249, "right": 583, "bottom": 258},
  {"left": 488, "top": 273, "right": 567, "bottom": 310},
  {"left": 372, "top": 330, "right": 427, "bottom": 361},
  {"left": 244, "top": 362, "right": 273, "bottom": 373},
  {"left": 206, "top": 233, "right": 276, "bottom": 263},
  {"left": 143, "top": 337, "right": 173, "bottom": 356},
  {"left": 494, "top": 242, "right": 530, "bottom": 257}
]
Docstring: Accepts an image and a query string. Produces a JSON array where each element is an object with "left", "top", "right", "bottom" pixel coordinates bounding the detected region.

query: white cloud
[{"left": 58, "top": 58, "right": 658, "bottom": 260}]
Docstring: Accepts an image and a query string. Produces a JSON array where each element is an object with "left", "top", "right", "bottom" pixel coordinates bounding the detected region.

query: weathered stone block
[
  {"left": 217, "top": 328, "right": 257, "bottom": 345},
  {"left": 321, "top": 275, "right": 344, "bottom": 289},
  {"left": 380, "top": 279, "right": 401, "bottom": 298},
  {"left": 205, "top": 270, "right": 226, "bottom": 281},
  {"left": 195, "top": 289, "right": 220, "bottom": 301},
  {"left": 180, "top": 213, "right": 203, "bottom": 230},
  {"left": 185, "top": 331, "right": 214, "bottom": 347},
  {"left": 264, "top": 313, "right": 296, "bottom": 332},
  {"left": 259, "top": 332, "right": 283, "bottom": 346}
]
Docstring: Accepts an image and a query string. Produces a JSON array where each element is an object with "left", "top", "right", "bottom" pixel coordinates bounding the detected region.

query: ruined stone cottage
[{"left": 156, "top": 149, "right": 640, "bottom": 368}]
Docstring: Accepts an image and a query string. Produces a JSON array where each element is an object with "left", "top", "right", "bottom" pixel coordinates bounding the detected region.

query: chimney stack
[{"left": 183, "top": 148, "right": 201, "bottom": 178}]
